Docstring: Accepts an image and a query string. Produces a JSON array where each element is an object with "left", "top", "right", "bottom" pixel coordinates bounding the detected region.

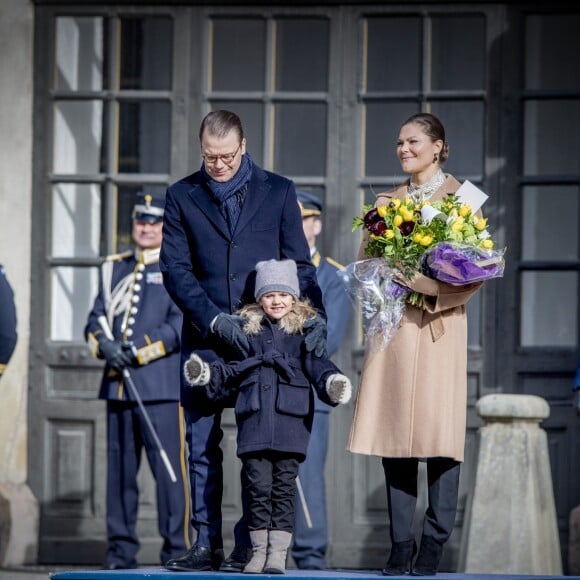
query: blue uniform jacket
[
  {"left": 203, "top": 318, "right": 340, "bottom": 459},
  {"left": 0, "top": 265, "right": 17, "bottom": 375},
  {"left": 85, "top": 252, "right": 183, "bottom": 402},
  {"left": 159, "top": 164, "right": 324, "bottom": 410},
  {"left": 313, "top": 253, "right": 351, "bottom": 412}
]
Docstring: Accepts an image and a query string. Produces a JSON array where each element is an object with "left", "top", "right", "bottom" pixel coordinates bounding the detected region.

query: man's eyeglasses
[{"left": 201, "top": 144, "right": 241, "bottom": 166}]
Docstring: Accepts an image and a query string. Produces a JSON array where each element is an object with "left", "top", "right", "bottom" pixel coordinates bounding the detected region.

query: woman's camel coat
[{"left": 347, "top": 174, "right": 482, "bottom": 462}]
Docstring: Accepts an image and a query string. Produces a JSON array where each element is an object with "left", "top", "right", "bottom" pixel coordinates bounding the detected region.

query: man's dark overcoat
[{"left": 160, "top": 165, "right": 323, "bottom": 411}]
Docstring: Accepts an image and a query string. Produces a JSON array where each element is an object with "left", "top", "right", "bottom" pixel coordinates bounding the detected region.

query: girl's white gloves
[
  {"left": 325, "top": 373, "right": 352, "bottom": 405},
  {"left": 184, "top": 353, "right": 210, "bottom": 386}
]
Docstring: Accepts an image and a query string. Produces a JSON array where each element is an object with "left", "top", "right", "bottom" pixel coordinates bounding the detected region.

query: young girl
[{"left": 183, "top": 258, "right": 352, "bottom": 574}]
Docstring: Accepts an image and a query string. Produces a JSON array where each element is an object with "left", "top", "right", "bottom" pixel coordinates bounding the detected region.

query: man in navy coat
[
  {"left": 292, "top": 191, "right": 351, "bottom": 570},
  {"left": 160, "top": 109, "right": 327, "bottom": 572},
  {"left": 85, "top": 193, "right": 192, "bottom": 569}
]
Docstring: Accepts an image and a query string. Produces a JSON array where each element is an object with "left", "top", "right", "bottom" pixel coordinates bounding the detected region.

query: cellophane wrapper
[
  {"left": 423, "top": 242, "right": 506, "bottom": 285},
  {"left": 338, "top": 258, "right": 409, "bottom": 353}
]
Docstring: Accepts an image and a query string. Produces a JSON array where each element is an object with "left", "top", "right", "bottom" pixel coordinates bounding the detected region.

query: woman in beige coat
[{"left": 348, "top": 113, "right": 483, "bottom": 576}]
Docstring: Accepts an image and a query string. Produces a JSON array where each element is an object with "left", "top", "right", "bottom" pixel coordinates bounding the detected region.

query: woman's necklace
[{"left": 407, "top": 169, "right": 445, "bottom": 203}]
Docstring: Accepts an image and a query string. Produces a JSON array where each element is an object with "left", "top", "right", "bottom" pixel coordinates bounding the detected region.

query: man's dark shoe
[
  {"left": 219, "top": 545, "right": 253, "bottom": 572},
  {"left": 164, "top": 543, "right": 223, "bottom": 572}
]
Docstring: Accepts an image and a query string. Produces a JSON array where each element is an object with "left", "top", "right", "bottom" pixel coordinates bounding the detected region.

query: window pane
[
  {"left": 526, "top": 14, "right": 580, "bottom": 91},
  {"left": 364, "top": 102, "right": 418, "bottom": 177},
  {"left": 211, "top": 18, "right": 266, "bottom": 91},
  {"left": 55, "top": 17, "right": 103, "bottom": 91},
  {"left": 523, "top": 100, "right": 580, "bottom": 176},
  {"left": 430, "top": 101, "right": 485, "bottom": 177},
  {"left": 274, "top": 103, "right": 327, "bottom": 176},
  {"left": 52, "top": 184, "right": 102, "bottom": 258},
  {"left": 276, "top": 18, "right": 329, "bottom": 92},
  {"left": 522, "top": 185, "right": 579, "bottom": 261},
  {"left": 53, "top": 100, "right": 103, "bottom": 174},
  {"left": 364, "top": 16, "right": 421, "bottom": 92},
  {"left": 118, "top": 101, "right": 170, "bottom": 173},
  {"left": 210, "top": 101, "right": 264, "bottom": 167},
  {"left": 520, "top": 271, "right": 578, "bottom": 347},
  {"left": 120, "top": 17, "right": 173, "bottom": 90},
  {"left": 116, "top": 185, "right": 166, "bottom": 252},
  {"left": 431, "top": 15, "right": 485, "bottom": 91},
  {"left": 51, "top": 267, "right": 99, "bottom": 341}
]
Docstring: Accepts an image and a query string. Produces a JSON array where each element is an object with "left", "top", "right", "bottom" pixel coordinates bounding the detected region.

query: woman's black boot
[
  {"left": 382, "top": 539, "right": 417, "bottom": 576},
  {"left": 411, "top": 535, "right": 444, "bottom": 576}
]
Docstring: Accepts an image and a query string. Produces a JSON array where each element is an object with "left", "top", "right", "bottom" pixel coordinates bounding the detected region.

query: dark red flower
[
  {"left": 399, "top": 221, "right": 415, "bottom": 236},
  {"left": 363, "top": 208, "right": 381, "bottom": 227},
  {"left": 369, "top": 220, "right": 387, "bottom": 236}
]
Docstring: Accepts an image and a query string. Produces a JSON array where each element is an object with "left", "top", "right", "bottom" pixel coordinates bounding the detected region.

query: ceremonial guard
[
  {"left": 292, "top": 191, "right": 351, "bottom": 570},
  {"left": 85, "top": 193, "right": 191, "bottom": 569},
  {"left": 0, "top": 264, "right": 17, "bottom": 379}
]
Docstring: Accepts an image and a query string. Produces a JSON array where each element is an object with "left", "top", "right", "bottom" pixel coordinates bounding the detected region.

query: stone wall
[{"left": 0, "top": 0, "right": 37, "bottom": 565}]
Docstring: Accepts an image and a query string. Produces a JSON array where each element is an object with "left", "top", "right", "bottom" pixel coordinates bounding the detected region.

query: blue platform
[{"left": 49, "top": 568, "right": 571, "bottom": 580}]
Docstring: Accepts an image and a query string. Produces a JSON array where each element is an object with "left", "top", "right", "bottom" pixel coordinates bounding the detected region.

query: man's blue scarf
[{"left": 201, "top": 153, "right": 254, "bottom": 233}]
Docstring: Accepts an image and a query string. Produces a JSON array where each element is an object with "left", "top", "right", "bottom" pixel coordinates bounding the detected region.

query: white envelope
[{"left": 455, "top": 180, "right": 489, "bottom": 213}]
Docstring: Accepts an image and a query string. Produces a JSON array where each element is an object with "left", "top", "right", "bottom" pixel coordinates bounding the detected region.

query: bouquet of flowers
[{"left": 343, "top": 183, "right": 505, "bottom": 351}]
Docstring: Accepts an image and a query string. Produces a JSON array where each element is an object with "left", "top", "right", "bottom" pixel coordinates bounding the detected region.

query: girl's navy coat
[{"left": 205, "top": 316, "right": 340, "bottom": 459}]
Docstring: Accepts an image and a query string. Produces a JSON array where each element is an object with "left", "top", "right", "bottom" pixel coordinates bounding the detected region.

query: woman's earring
[{"left": 433, "top": 153, "right": 439, "bottom": 164}]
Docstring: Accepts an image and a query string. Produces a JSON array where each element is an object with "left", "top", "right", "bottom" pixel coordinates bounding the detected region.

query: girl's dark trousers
[{"left": 242, "top": 451, "right": 302, "bottom": 532}]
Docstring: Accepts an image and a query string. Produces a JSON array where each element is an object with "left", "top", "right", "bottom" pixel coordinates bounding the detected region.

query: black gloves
[
  {"left": 212, "top": 313, "right": 250, "bottom": 358},
  {"left": 304, "top": 314, "right": 328, "bottom": 358},
  {"left": 98, "top": 337, "right": 136, "bottom": 372},
  {"left": 574, "top": 390, "right": 580, "bottom": 416}
]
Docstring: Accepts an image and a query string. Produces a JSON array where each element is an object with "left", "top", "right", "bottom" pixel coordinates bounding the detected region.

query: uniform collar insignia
[{"left": 135, "top": 247, "right": 161, "bottom": 265}]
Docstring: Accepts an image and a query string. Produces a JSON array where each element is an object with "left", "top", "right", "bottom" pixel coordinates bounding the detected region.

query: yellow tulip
[
  {"left": 393, "top": 215, "right": 403, "bottom": 227},
  {"left": 385, "top": 229, "right": 395, "bottom": 239},
  {"left": 475, "top": 218, "right": 488, "bottom": 231},
  {"left": 481, "top": 239, "right": 494, "bottom": 249},
  {"left": 419, "top": 235, "right": 433, "bottom": 246},
  {"left": 459, "top": 204, "right": 472, "bottom": 217},
  {"left": 377, "top": 205, "right": 388, "bottom": 218},
  {"left": 413, "top": 233, "right": 423, "bottom": 244},
  {"left": 451, "top": 221, "right": 463, "bottom": 232},
  {"left": 391, "top": 199, "right": 401, "bottom": 209}
]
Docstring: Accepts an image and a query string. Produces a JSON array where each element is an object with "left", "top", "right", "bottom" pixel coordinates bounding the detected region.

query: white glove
[
  {"left": 325, "top": 373, "right": 352, "bottom": 405},
  {"left": 183, "top": 353, "right": 211, "bottom": 387}
]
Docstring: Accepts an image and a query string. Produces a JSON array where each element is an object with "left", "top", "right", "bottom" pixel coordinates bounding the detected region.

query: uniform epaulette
[
  {"left": 104, "top": 250, "right": 133, "bottom": 263},
  {"left": 325, "top": 256, "right": 345, "bottom": 270}
]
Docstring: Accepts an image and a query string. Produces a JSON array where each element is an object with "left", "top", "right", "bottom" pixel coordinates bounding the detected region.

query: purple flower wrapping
[{"left": 424, "top": 242, "right": 505, "bottom": 285}]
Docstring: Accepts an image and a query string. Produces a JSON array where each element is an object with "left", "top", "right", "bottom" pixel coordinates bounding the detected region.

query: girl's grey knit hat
[{"left": 254, "top": 259, "right": 299, "bottom": 301}]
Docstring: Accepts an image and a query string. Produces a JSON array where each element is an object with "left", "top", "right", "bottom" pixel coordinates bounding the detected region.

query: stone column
[
  {"left": 0, "top": 0, "right": 38, "bottom": 567},
  {"left": 458, "top": 393, "right": 562, "bottom": 575}
]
